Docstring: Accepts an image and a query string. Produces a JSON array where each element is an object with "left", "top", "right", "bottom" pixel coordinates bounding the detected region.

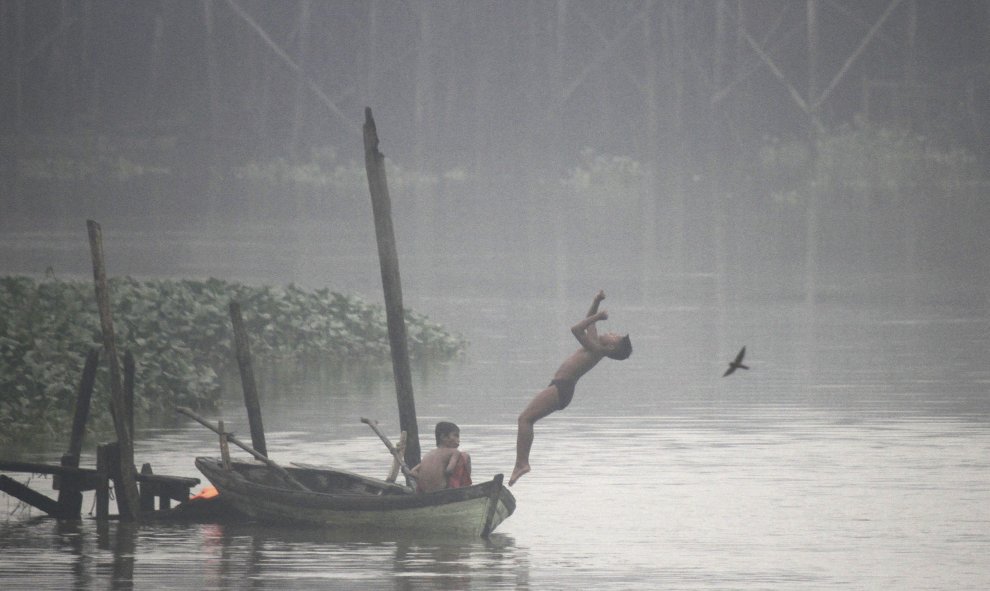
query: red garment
[{"left": 448, "top": 452, "right": 472, "bottom": 488}]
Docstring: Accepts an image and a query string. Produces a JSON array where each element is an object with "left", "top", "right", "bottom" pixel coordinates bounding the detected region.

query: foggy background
[{"left": 1, "top": 0, "right": 989, "bottom": 303}]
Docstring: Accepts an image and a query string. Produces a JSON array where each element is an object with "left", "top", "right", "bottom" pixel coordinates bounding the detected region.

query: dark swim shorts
[{"left": 550, "top": 379, "right": 577, "bottom": 410}]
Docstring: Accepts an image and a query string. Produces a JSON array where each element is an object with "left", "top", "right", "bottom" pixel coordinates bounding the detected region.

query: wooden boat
[{"left": 194, "top": 457, "right": 516, "bottom": 537}]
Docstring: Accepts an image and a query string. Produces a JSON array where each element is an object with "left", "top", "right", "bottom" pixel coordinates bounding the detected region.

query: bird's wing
[{"left": 734, "top": 346, "right": 746, "bottom": 364}]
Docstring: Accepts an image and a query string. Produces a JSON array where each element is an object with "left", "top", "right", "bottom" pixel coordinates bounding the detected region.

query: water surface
[{"left": 2, "top": 236, "right": 989, "bottom": 589}]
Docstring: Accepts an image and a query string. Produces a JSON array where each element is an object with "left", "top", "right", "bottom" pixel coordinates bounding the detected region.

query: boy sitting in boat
[
  {"left": 410, "top": 421, "right": 472, "bottom": 493},
  {"left": 509, "top": 290, "right": 632, "bottom": 486}
]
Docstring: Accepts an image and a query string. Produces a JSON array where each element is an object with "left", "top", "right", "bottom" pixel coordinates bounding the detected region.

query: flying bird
[{"left": 722, "top": 346, "right": 749, "bottom": 377}]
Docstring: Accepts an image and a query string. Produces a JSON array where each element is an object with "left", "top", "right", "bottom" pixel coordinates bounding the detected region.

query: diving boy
[
  {"left": 509, "top": 290, "right": 631, "bottom": 486},
  {"left": 410, "top": 421, "right": 472, "bottom": 493}
]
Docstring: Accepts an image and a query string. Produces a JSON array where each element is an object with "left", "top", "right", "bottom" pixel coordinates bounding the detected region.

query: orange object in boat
[{"left": 190, "top": 485, "right": 219, "bottom": 501}]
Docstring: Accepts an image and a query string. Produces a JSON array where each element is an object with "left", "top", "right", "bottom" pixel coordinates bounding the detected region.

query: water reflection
[{"left": 189, "top": 523, "right": 527, "bottom": 591}]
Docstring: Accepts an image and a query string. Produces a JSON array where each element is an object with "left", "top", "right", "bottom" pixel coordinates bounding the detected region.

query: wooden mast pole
[
  {"left": 362, "top": 107, "right": 421, "bottom": 469},
  {"left": 229, "top": 301, "right": 267, "bottom": 457}
]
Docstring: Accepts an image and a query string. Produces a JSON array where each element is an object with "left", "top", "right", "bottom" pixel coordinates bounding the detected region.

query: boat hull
[{"left": 195, "top": 457, "right": 515, "bottom": 537}]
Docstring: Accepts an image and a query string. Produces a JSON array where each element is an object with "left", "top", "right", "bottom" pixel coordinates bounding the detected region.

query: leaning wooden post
[
  {"left": 362, "top": 107, "right": 421, "bottom": 469},
  {"left": 87, "top": 220, "right": 140, "bottom": 521},
  {"left": 229, "top": 301, "right": 267, "bottom": 457},
  {"left": 123, "top": 350, "right": 136, "bottom": 442},
  {"left": 57, "top": 347, "right": 99, "bottom": 516}
]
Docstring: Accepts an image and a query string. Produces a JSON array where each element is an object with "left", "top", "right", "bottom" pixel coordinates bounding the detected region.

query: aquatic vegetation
[{"left": 0, "top": 276, "right": 466, "bottom": 448}]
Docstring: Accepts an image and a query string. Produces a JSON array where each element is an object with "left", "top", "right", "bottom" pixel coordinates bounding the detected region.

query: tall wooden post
[
  {"left": 95, "top": 442, "right": 111, "bottom": 521},
  {"left": 57, "top": 347, "right": 100, "bottom": 516},
  {"left": 362, "top": 107, "right": 421, "bottom": 469},
  {"left": 229, "top": 301, "right": 267, "bottom": 457},
  {"left": 87, "top": 220, "right": 140, "bottom": 521}
]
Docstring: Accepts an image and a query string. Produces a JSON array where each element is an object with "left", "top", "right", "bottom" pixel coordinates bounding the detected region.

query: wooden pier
[
  {"left": 0, "top": 221, "right": 199, "bottom": 521},
  {"left": 0, "top": 455, "right": 199, "bottom": 520}
]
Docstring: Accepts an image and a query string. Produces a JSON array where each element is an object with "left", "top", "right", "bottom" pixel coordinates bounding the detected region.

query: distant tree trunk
[
  {"left": 660, "top": 3, "right": 687, "bottom": 282},
  {"left": 202, "top": 0, "right": 222, "bottom": 216},
  {"left": 4, "top": 0, "right": 25, "bottom": 217},
  {"left": 552, "top": 0, "right": 569, "bottom": 303},
  {"left": 712, "top": 0, "right": 730, "bottom": 314},
  {"left": 521, "top": 0, "right": 542, "bottom": 289},
  {"left": 146, "top": 11, "right": 165, "bottom": 125},
  {"left": 290, "top": 0, "right": 311, "bottom": 158},
  {"left": 413, "top": 0, "right": 437, "bottom": 282},
  {"left": 639, "top": 0, "right": 659, "bottom": 302},
  {"left": 81, "top": 0, "right": 100, "bottom": 127},
  {"left": 290, "top": 0, "right": 312, "bottom": 222},
  {"left": 365, "top": 0, "right": 381, "bottom": 100},
  {"left": 804, "top": 0, "right": 821, "bottom": 307}
]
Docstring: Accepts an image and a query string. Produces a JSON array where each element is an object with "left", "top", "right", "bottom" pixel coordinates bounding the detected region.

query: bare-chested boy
[
  {"left": 410, "top": 421, "right": 472, "bottom": 493},
  {"left": 509, "top": 290, "right": 632, "bottom": 486}
]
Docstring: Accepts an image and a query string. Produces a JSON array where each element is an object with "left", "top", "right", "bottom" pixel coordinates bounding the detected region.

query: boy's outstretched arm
[
  {"left": 587, "top": 290, "right": 605, "bottom": 317},
  {"left": 584, "top": 291, "right": 606, "bottom": 341},
  {"left": 571, "top": 310, "right": 608, "bottom": 352}
]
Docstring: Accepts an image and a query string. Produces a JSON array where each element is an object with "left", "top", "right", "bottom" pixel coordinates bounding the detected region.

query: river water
[{"left": 2, "top": 232, "right": 989, "bottom": 590}]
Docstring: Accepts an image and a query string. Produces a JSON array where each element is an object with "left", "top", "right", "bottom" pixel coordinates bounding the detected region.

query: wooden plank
[
  {"left": 0, "top": 475, "right": 64, "bottom": 517},
  {"left": 0, "top": 459, "right": 92, "bottom": 476}
]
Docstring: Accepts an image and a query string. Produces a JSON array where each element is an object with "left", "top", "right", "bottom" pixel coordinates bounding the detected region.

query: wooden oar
[
  {"left": 177, "top": 406, "right": 310, "bottom": 492},
  {"left": 360, "top": 417, "right": 418, "bottom": 488}
]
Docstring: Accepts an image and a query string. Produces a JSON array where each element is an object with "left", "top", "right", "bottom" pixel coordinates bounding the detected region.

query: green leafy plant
[{"left": 0, "top": 276, "right": 466, "bottom": 449}]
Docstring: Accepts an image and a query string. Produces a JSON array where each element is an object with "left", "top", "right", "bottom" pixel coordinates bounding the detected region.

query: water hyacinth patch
[{"left": 0, "top": 276, "right": 466, "bottom": 449}]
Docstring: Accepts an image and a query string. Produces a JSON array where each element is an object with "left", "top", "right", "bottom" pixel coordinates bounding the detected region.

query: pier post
[
  {"left": 95, "top": 443, "right": 111, "bottom": 521},
  {"left": 139, "top": 463, "right": 155, "bottom": 513}
]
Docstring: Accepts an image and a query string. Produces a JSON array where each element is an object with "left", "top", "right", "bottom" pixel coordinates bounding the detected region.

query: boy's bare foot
[{"left": 508, "top": 464, "right": 530, "bottom": 486}]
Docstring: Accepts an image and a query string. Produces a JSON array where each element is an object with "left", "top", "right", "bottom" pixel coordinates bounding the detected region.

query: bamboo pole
[
  {"left": 362, "top": 107, "right": 421, "bottom": 469},
  {"left": 86, "top": 220, "right": 140, "bottom": 521},
  {"left": 361, "top": 418, "right": 418, "bottom": 488},
  {"left": 176, "top": 406, "right": 310, "bottom": 492},
  {"left": 229, "top": 301, "right": 267, "bottom": 456}
]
